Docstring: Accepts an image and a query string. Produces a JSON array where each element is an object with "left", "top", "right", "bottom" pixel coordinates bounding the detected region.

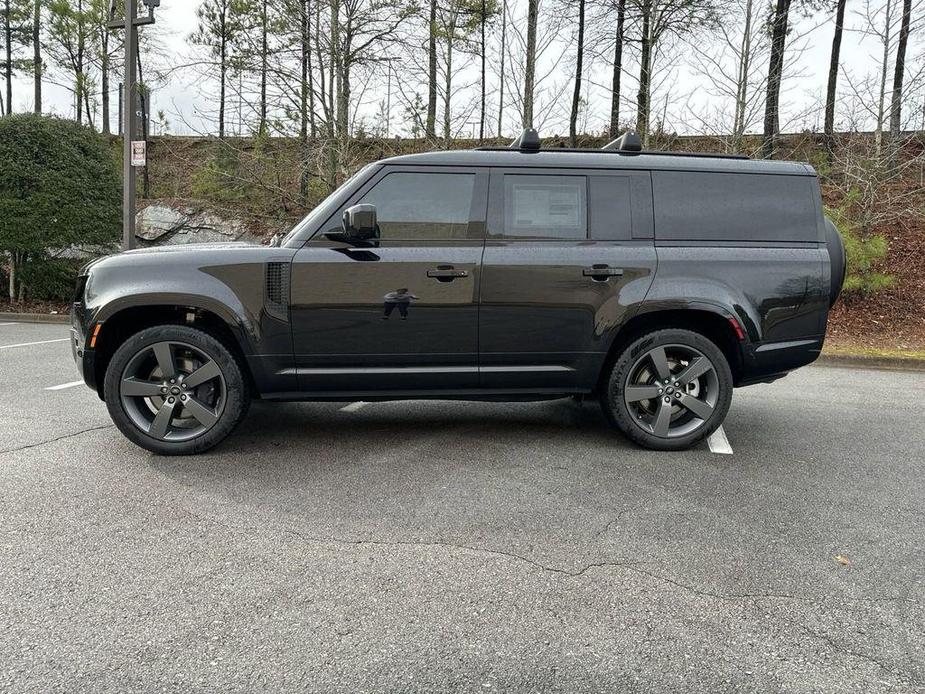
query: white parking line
[
  {"left": 45, "top": 381, "right": 85, "bottom": 391},
  {"left": 707, "top": 425, "right": 734, "bottom": 455},
  {"left": 0, "top": 322, "right": 20, "bottom": 327},
  {"left": 340, "top": 401, "right": 368, "bottom": 413},
  {"left": 0, "top": 338, "right": 70, "bottom": 350}
]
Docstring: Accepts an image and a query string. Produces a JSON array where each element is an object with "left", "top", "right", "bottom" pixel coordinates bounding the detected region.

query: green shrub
[
  {"left": 826, "top": 198, "right": 894, "bottom": 295},
  {"left": 0, "top": 114, "right": 121, "bottom": 301},
  {"left": 19, "top": 256, "right": 86, "bottom": 301}
]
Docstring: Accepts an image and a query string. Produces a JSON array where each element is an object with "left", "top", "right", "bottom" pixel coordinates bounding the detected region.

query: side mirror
[{"left": 340, "top": 204, "right": 378, "bottom": 242}]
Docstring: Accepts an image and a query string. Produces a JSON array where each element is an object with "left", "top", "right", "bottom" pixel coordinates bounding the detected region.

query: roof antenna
[
  {"left": 602, "top": 131, "right": 642, "bottom": 153},
  {"left": 509, "top": 128, "right": 541, "bottom": 152}
]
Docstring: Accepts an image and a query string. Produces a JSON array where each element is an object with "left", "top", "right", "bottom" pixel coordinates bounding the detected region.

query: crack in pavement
[
  {"left": 0, "top": 424, "right": 114, "bottom": 455},
  {"left": 170, "top": 505, "right": 921, "bottom": 606},
  {"left": 800, "top": 626, "right": 924, "bottom": 686}
]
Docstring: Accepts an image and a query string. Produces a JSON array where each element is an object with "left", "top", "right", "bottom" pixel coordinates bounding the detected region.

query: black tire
[
  {"left": 103, "top": 325, "right": 250, "bottom": 455},
  {"left": 600, "top": 329, "right": 733, "bottom": 451}
]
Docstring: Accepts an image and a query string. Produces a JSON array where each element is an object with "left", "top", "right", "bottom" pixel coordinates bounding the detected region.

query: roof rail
[{"left": 603, "top": 131, "right": 642, "bottom": 152}]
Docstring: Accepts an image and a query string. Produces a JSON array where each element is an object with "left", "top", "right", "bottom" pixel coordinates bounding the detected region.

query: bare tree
[
  {"left": 568, "top": 0, "right": 586, "bottom": 145},
  {"left": 888, "top": 0, "right": 913, "bottom": 171},
  {"left": 824, "top": 0, "right": 846, "bottom": 159},
  {"left": 523, "top": 0, "right": 538, "bottom": 128},
  {"left": 761, "top": 0, "right": 791, "bottom": 158},
  {"left": 609, "top": 0, "right": 625, "bottom": 136}
]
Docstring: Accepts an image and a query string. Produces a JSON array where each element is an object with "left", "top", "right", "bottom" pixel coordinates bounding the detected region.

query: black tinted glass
[
  {"left": 502, "top": 175, "right": 587, "bottom": 239},
  {"left": 360, "top": 172, "right": 475, "bottom": 240}
]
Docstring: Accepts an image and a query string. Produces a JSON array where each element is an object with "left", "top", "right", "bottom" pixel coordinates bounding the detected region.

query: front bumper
[{"left": 70, "top": 304, "right": 98, "bottom": 392}]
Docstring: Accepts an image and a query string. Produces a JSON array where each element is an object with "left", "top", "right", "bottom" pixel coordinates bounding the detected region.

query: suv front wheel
[
  {"left": 601, "top": 329, "right": 733, "bottom": 451},
  {"left": 103, "top": 325, "right": 250, "bottom": 455}
]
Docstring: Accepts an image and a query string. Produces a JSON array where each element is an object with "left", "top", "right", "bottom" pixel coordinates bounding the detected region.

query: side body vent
[{"left": 265, "top": 261, "right": 291, "bottom": 322}]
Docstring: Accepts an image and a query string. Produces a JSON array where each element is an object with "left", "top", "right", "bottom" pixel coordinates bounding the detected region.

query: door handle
[
  {"left": 427, "top": 267, "right": 469, "bottom": 281},
  {"left": 583, "top": 265, "right": 624, "bottom": 281}
]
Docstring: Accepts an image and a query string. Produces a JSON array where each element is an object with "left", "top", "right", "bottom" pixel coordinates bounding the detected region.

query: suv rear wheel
[
  {"left": 103, "top": 325, "right": 250, "bottom": 455},
  {"left": 601, "top": 329, "right": 733, "bottom": 451}
]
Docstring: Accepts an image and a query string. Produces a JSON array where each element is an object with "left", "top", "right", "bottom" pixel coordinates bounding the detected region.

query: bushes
[
  {"left": 826, "top": 193, "right": 895, "bottom": 296},
  {"left": 0, "top": 114, "right": 120, "bottom": 302}
]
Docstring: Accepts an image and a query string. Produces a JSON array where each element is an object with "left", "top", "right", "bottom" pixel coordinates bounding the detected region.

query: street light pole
[
  {"left": 110, "top": 0, "right": 157, "bottom": 252},
  {"left": 122, "top": 0, "right": 137, "bottom": 252}
]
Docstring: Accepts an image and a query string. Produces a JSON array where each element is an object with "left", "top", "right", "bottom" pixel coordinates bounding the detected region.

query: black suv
[{"left": 70, "top": 131, "right": 845, "bottom": 455}]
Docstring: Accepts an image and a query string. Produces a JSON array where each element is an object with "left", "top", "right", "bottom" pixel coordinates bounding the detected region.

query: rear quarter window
[{"left": 652, "top": 171, "right": 819, "bottom": 243}]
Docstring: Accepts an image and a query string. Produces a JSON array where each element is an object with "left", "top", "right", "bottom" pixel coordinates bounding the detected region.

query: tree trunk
[
  {"left": 732, "top": 0, "right": 754, "bottom": 152},
  {"left": 762, "top": 0, "right": 791, "bottom": 159},
  {"left": 875, "top": 0, "right": 893, "bottom": 160},
  {"left": 5, "top": 0, "right": 12, "bottom": 115},
  {"left": 609, "top": 0, "right": 625, "bottom": 137},
  {"left": 259, "top": 0, "right": 268, "bottom": 135},
  {"left": 443, "top": 17, "right": 454, "bottom": 143},
  {"left": 426, "top": 0, "right": 437, "bottom": 139},
  {"left": 33, "top": 0, "right": 41, "bottom": 112},
  {"left": 635, "top": 0, "right": 652, "bottom": 145},
  {"left": 569, "top": 0, "right": 585, "bottom": 146},
  {"left": 300, "top": 0, "right": 310, "bottom": 201},
  {"left": 497, "top": 0, "right": 506, "bottom": 139},
  {"left": 219, "top": 24, "right": 227, "bottom": 138},
  {"left": 7, "top": 252, "right": 15, "bottom": 301},
  {"left": 76, "top": 0, "right": 85, "bottom": 124},
  {"left": 888, "top": 0, "right": 912, "bottom": 173},
  {"left": 823, "top": 0, "right": 846, "bottom": 160},
  {"left": 101, "top": 35, "right": 110, "bottom": 134},
  {"left": 479, "top": 0, "right": 486, "bottom": 141},
  {"left": 523, "top": 0, "right": 538, "bottom": 129}
]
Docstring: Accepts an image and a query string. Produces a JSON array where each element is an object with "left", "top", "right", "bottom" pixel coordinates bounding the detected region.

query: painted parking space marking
[
  {"left": 0, "top": 338, "right": 70, "bottom": 350},
  {"left": 707, "top": 425, "right": 733, "bottom": 455},
  {"left": 45, "top": 381, "right": 85, "bottom": 391},
  {"left": 340, "top": 402, "right": 368, "bottom": 413},
  {"left": 0, "top": 322, "right": 20, "bottom": 327}
]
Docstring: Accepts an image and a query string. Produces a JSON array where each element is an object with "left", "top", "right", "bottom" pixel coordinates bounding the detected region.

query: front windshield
[{"left": 281, "top": 164, "right": 375, "bottom": 246}]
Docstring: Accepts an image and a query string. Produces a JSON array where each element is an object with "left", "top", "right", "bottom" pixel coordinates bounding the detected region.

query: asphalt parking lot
[{"left": 1, "top": 320, "right": 923, "bottom": 693}]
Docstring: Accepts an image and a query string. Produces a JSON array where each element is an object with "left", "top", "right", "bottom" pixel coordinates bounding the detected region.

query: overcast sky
[{"left": 14, "top": 0, "right": 922, "bottom": 138}]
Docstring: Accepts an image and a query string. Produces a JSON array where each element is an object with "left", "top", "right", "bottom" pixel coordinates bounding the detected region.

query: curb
[
  {"left": 817, "top": 353, "right": 925, "bottom": 372},
  {"left": 0, "top": 312, "right": 70, "bottom": 325}
]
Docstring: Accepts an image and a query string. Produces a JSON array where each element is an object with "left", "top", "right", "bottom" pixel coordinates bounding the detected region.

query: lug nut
[
  {"left": 167, "top": 397, "right": 175, "bottom": 404},
  {"left": 160, "top": 386, "right": 168, "bottom": 393},
  {"left": 664, "top": 397, "right": 671, "bottom": 403},
  {"left": 658, "top": 388, "right": 663, "bottom": 394},
  {"left": 181, "top": 395, "right": 187, "bottom": 401},
  {"left": 181, "top": 383, "right": 187, "bottom": 389}
]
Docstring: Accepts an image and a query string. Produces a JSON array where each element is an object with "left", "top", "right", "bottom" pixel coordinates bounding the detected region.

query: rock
[
  {"left": 136, "top": 204, "right": 188, "bottom": 241},
  {"left": 135, "top": 203, "right": 261, "bottom": 246}
]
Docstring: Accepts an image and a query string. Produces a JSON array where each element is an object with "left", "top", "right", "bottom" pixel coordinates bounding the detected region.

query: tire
[
  {"left": 103, "top": 325, "right": 250, "bottom": 455},
  {"left": 600, "top": 329, "right": 733, "bottom": 451}
]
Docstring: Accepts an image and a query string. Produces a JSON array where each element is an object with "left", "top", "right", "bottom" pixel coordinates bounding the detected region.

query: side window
[
  {"left": 501, "top": 175, "right": 587, "bottom": 239},
  {"left": 652, "top": 171, "right": 819, "bottom": 243},
  {"left": 359, "top": 172, "right": 476, "bottom": 240},
  {"left": 589, "top": 175, "right": 633, "bottom": 240}
]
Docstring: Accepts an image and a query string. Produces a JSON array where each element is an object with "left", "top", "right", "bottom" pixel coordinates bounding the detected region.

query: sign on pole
[{"left": 131, "top": 141, "right": 147, "bottom": 167}]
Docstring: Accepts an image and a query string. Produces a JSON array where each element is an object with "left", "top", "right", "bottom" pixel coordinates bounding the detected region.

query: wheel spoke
[
  {"left": 183, "top": 360, "right": 221, "bottom": 389},
  {"left": 648, "top": 346, "right": 671, "bottom": 381},
  {"left": 149, "top": 399, "right": 179, "bottom": 439},
  {"left": 678, "top": 393, "right": 714, "bottom": 420},
  {"left": 121, "top": 378, "right": 164, "bottom": 398},
  {"left": 652, "top": 400, "right": 672, "bottom": 437},
  {"left": 676, "top": 357, "right": 713, "bottom": 386},
  {"left": 152, "top": 342, "right": 176, "bottom": 380},
  {"left": 182, "top": 397, "right": 219, "bottom": 428},
  {"left": 625, "top": 384, "right": 662, "bottom": 403}
]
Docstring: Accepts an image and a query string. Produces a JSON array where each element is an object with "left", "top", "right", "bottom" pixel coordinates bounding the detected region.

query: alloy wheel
[
  {"left": 119, "top": 341, "right": 227, "bottom": 442},
  {"left": 623, "top": 344, "right": 719, "bottom": 439}
]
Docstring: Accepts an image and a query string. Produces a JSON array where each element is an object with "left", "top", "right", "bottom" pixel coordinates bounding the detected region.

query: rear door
[
  {"left": 289, "top": 166, "right": 488, "bottom": 393},
  {"left": 478, "top": 168, "right": 657, "bottom": 390}
]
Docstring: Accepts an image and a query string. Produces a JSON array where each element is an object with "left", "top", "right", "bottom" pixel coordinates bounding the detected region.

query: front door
[
  {"left": 478, "top": 168, "right": 658, "bottom": 391},
  {"left": 289, "top": 166, "right": 489, "bottom": 394}
]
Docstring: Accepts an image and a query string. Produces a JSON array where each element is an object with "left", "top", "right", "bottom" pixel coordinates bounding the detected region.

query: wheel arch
[
  {"left": 599, "top": 306, "right": 746, "bottom": 390},
  {"left": 92, "top": 303, "right": 257, "bottom": 399}
]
